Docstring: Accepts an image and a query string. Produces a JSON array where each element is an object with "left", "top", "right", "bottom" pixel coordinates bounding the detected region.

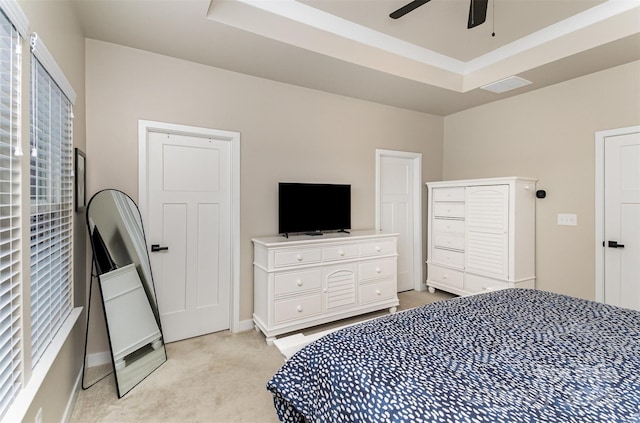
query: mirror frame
[{"left": 83, "top": 189, "right": 166, "bottom": 397}]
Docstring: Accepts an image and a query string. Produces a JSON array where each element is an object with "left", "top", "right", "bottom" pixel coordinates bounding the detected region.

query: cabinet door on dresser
[
  {"left": 465, "top": 185, "right": 509, "bottom": 279},
  {"left": 323, "top": 263, "right": 357, "bottom": 311}
]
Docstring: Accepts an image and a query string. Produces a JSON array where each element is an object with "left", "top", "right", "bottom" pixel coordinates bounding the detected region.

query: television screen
[{"left": 279, "top": 183, "right": 351, "bottom": 235}]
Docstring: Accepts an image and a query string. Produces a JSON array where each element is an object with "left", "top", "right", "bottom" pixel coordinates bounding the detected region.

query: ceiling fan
[{"left": 389, "top": 0, "right": 489, "bottom": 29}]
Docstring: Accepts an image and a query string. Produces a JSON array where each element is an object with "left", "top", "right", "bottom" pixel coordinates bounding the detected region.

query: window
[
  {"left": 29, "top": 48, "right": 73, "bottom": 368},
  {"left": 0, "top": 9, "right": 22, "bottom": 419}
]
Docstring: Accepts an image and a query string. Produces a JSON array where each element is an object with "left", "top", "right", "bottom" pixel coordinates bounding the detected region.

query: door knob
[
  {"left": 151, "top": 244, "right": 169, "bottom": 252},
  {"left": 608, "top": 241, "right": 625, "bottom": 248}
]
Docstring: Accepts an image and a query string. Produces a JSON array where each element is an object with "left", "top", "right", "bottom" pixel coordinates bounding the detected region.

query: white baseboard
[
  {"left": 85, "top": 351, "right": 111, "bottom": 368},
  {"left": 234, "top": 319, "right": 254, "bottom": 332},
  {"left": 62, "top": 366, "right": 83, "bottom": 423}
]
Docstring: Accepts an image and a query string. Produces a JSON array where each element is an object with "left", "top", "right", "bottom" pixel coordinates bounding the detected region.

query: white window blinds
[
  {"left": 0, "top": 8, "right": 22, "bottom": 419},
  {"left": 29, "top": 50, "right": 72, "bottom": 368}
]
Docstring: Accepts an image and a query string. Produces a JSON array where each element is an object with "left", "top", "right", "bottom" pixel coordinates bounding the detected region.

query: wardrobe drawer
[
  {"left": 464, "top": 273, "right": 510, "bottom": 294},
  {"left": 359, "top": 258, "right": 396, "bottom": 281},
  {"left": 360, "top": 239, "right": 396, "bottom": 256},
  {"left": 431, "top": 248, "right": 464, "bottom": 268},
  {"left": 274, "top": 294, "right": 322, "bottom": 323},
  {"left": 428, "top": 265, "right": 464, "bottom": 289},
  {"left": 433, "top": 202, "right": 465, "bottom": 218},
  {"left": 433, "top": 233, "right": 464, "bottom": 251},
  {"left": 433, "top": 218, "right": 465, "bottom": 234},
  {"left": 274, "top": 248, "right": 322, "bottom": 267},
  {"left": 274, "top": 269, "right": 322, "bottom": 296},
  {"left": 359, "top": 278, "right": 396, "bottom": 305},
  {"left": 322, "top": 243, "right": 359, "bottom": 261},
  {"left": 432, "top": 187, "right": 465, "bottom": 202}
]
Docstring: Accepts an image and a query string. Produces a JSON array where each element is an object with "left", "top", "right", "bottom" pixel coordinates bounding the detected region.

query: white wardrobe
[{"left": 426, "top": 177, "right": 537, "bottom": 296}]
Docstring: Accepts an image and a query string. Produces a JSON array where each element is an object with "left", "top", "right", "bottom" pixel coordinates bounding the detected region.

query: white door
[
  {"left": 147, "top": 131, "right": 231, "bottom": 342},
  {"left": 604, "top": 131, "right": 640, "bottom": 310},
  {"left": 376, "top": 151, "right": 422, "bottom": 292}
]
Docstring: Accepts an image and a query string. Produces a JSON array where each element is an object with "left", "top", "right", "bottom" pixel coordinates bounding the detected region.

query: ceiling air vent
[{"left": 481, "top": 76, "right": 532, "bottom": 94}]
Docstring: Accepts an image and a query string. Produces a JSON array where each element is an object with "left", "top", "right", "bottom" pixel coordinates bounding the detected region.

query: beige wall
[
  {"left": 85, "top": 39, "right": 443, "bottom": 331},
  {"left": 16, "top": 1, "right": 86, "bottom": 422},
  {"left": 443, "top": 60, "right": 640, "bottom": 300}
]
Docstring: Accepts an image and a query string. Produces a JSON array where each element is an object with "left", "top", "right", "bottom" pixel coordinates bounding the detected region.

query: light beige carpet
[{"left": 70, "top": 289, "right": 454, "bottom": 423}]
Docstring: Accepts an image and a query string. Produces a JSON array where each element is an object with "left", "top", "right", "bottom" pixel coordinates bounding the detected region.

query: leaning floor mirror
[{"left": 84, "top": 189, "right": 167, "bottom": 397}]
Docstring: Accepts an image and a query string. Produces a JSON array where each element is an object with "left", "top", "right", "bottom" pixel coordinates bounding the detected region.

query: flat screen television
[{"left": 279, "top": 182, "right": 351, "bottom": 236}]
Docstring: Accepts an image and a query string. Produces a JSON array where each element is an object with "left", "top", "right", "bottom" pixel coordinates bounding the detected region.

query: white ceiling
[{"left": 71, "top": 0, "right": 640, "bottom": 115}]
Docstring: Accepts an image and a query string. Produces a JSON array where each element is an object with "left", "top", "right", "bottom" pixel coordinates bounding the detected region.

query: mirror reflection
[{"left": 85, "top": 189, "right": 166, "bottom": 397}]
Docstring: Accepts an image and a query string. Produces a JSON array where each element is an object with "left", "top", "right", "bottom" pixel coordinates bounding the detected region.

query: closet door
[{"left": 465, "top": 185, "right": 509, "bottom": 279}]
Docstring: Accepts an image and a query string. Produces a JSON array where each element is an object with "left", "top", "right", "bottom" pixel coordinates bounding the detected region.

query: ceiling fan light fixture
[{"left": 481, "top": 76, "right": 532, "bottom": 94}]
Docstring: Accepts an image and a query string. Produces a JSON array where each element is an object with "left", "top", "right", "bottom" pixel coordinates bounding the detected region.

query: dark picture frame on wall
[{"left": 75, "top": 148, "right": 86, "bottom": 212}]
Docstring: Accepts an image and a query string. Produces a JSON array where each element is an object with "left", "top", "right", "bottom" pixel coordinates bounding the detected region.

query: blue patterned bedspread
[{"left": 266, "top": 289, "right": 640, "bottom": 422}]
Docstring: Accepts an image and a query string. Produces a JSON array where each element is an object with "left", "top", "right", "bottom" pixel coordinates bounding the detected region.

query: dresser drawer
[
  {"left": 464, "top": 273, "right": 510, "bottom": 294},
  {"left": 359, "top": 278, "right": 396, "bottom": 305},
  {"left": 323, "top": 243, "right": 359, "bottom": 261},
  {"left": 274, "top": 248, "right": 322, "bottom": 267},
  {"left": 433, "top": 233, "right": 464, "bottom": 251},
  {"left": 431, "top": 248, "right": 464, "bottom": 268},
  {"left": 359, "top": 258, "right": 396, "bottom": 280},
  {"left": 360, "top": 239, "right": 396, "bottom": 256},
  {"left": 274, "top": 269, "right": 322, "bottom": 296},
  {"left": 433, "top": 202, "right": 465, "bottom": 218},
  {"left": 432, "top": 187, "right": 465, "bottom": 202},
  {"left": 432, "top": 218, "right": 465, "bottom": 234},
  {"left": 274, "top": 294, "right": 322, "bottom": 323},
  {"left": 428, "top": 264, "right": 464, "bottom": 289}
]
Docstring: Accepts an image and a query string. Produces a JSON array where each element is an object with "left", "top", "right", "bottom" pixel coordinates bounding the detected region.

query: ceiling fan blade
[
  {"left": 389, "top": 0, "right": 431, "bottom": 19},
  {"left": 467, "top": 0, "right": 488, "bottom": 28}
]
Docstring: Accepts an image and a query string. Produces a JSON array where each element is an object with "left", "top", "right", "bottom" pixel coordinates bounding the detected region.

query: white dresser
[
  {"left": 252, "top": 230, "right": 399, "bottom": 344},
  {"left": 426, "top": 177, "right": 536, "bottom": 296}
]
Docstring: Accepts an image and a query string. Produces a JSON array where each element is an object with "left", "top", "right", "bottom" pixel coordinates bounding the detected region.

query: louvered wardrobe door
[{"left": 465, "top": 185, "right": 509, "bottom": 279}]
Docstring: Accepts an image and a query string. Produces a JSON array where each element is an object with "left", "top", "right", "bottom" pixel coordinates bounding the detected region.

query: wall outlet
[{"left": 557, "top": 213, "right": 577, "bottom": 226}]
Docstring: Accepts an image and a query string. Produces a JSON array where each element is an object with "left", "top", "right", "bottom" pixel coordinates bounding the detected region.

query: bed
[{"left": 266, "top": 289, "right": 640, "bottom": 422}]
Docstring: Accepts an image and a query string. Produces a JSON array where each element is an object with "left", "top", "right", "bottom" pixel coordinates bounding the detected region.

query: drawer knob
[
  {"left": 296, "top": 254, "right": 303, "bottom": 261},
  {"left": 375, "top": 245, "right": 381, "bottom": 252},
  {"left": 339, "top": 250, "right": 345, "bottom": 256},
  {"left": 296, "top": 305, "right": 303, "bottom": 312},
  {"left": 375, "top": 289, "right": 381, "bottom": 296},
  {"left": 296, "top": 279, "right": 303, "bottom": 287},
  {"left": 375, "top": 267, "right": 381, "bottom": 273}
]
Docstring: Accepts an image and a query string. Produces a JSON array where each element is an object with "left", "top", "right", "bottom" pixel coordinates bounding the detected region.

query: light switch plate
[{"left": 557, "top": 213, "right": 577, "bottom": 226}]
